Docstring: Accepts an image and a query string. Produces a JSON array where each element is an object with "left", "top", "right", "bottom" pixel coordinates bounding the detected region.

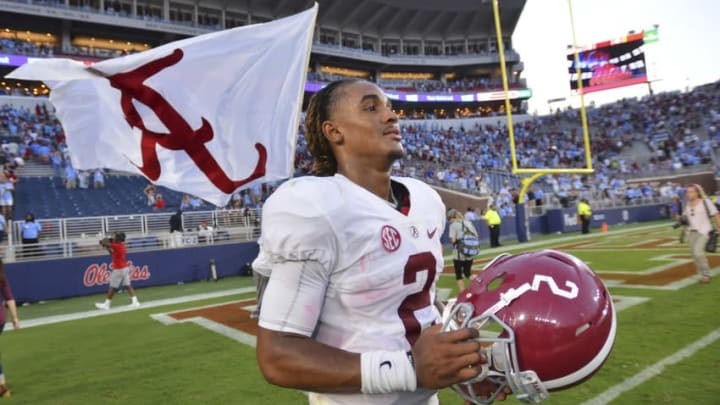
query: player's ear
[{"left": 321, "top": 120, "right": 344, "bottom": 145}]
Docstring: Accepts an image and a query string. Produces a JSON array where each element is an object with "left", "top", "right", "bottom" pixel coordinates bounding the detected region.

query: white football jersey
[
  {"left": 251, "top": 240, "right": 272, "bottom": 277},
  {"left": 259, "top": 174, "right": 445, "bottom": 405}
]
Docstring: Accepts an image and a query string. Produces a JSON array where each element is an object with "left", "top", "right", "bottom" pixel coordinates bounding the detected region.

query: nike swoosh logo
[
  {"left": 380, "top": 360, "right": 392, "bottom": 370},
  {"left": 427, "top": 228, "right": 437, "bottom": 239}
]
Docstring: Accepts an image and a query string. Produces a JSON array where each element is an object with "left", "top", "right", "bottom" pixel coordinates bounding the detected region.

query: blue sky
[{"left": 513, "top": 0, "right": 720, "bottom": 113}]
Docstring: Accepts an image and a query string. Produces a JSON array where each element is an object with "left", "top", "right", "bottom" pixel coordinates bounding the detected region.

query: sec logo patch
[{"left": 381, "top": 225, "right": 401, "bottom": 252}]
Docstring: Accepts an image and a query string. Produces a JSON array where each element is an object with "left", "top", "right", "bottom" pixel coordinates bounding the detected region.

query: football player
[{"left": 255, "top": 80, "right": 497, "bottom": 404}]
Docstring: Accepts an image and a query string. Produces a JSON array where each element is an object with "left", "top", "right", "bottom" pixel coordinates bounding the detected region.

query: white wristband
[{"left": 360, "top": 350, "right": 417, "bottom": 394}]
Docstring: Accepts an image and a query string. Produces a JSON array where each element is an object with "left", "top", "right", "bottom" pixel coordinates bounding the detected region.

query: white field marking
[
  {"left": 595, "top": 236, "right": 682, "bottom": 249},
  {"left": 602, "top": 268, "right": 720, "bottom": 291},
  {"left": 4, "top": 287, "right": 256, "bottom": 331},
  {"left": 595, "top": 253, "right": 694, "bottom": 275},
  {"left": 610, "top": 295, "right": 650, "bottom": 312},
  {"left": 150, "top": 294, "right": 647, "bottom": 349},
  {"left": 150, "top": 313, "right": 257, "bottom": 347},
  {"left": 442, "top": 223, "right": 670, "bottom": 260},
  {"left": 522, "top": 232, "right": 682, "bottom": 251},
  {"left": 149, "top": 299, "right": 249, "bottom": 313},
  {"left": 436, "top": 288, "right": 452, "bottom": 302},
  {"left": 567, "top": 247, "right": 685, "bottom": 253},
  {"left": 444, "top": 251, "right": 709, "bottom": 291},
  {"left": 581, "top": 328, "right": 720, "bottom": 405},
  {"left": 151, "top": 299, "right": 258, "bottom": 347}
]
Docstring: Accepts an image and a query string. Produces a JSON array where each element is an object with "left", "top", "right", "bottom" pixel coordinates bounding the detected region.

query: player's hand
[
  {"left": 412, "top": 324, "right": 485, "bottom": 389},
  {"left": 12, "top": 318, "right": 19, "bottom": 330}
]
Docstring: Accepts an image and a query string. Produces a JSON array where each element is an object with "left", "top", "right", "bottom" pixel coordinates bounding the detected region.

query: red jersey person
[{"left": 95, "top": 232, "right": 140, "bottom": 310}]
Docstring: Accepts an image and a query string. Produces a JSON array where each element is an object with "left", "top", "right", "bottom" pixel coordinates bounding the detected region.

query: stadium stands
[
  {"left": 13, "top": 176, "right": 178, "bottom": 218},
  {"left": 3, "top": 36, "right": 520, "bottom": 97},
  {"left": 1, "top": 78, "right": 719, "bottom": 219},
  {"left": 308, "top": 72, "right": 525, "bottom": 94},
  {"left": 0, "top": 37, "right": 54, "bottom": 57}
]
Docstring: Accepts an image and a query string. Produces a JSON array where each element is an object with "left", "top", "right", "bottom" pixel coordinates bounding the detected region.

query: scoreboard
[{"left": 567, "top": 29, "right": 658, "bottom": 94}]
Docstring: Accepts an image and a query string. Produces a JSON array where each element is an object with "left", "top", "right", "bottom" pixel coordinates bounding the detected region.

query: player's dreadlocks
[{"left": 305, "top": 79, "right": 359, "bottom": 176}]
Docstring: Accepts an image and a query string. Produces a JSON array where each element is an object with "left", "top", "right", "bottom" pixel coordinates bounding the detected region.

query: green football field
[{"left": 2, "top": 221, "right": 720, "bottom": 404}]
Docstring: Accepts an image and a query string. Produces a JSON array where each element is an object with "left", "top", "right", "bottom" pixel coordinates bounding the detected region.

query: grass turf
[{"left": 3, "top": 222, "right": 720, "bottom": 404}]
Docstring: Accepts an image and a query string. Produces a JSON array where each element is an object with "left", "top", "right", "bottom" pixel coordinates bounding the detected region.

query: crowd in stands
[
  {"left": 316, "top": 35, "right": 515, "bottom": 59},
  {"left": 379, "top": 77, "right": 524, "bottom": 93},
  {"left": 4, "top": 35, "right": 524, "bottom": 96},
  {"left": 1, "top": 35, "right": 135, "bottom": 59},
  {"left": 2, "top": 76, "right": 720, "bottom": 220},
  {"left": 396, "top": 105, "right": 523, "bottom": 120},
  {"left": 307, "top": 71, "right": 524, "bottom": 94},
  {"left": 0, "top": 38, "right": 54, "bottom": 57},
  {"left": 19, "top": 0, "right": 222, "bottom": 30},
  {"left": 303, "top": 79, "right": 720, "bottom": 215}
]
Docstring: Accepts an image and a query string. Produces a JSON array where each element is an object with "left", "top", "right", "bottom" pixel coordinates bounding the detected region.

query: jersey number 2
[{"left": 398, "top": 252, "right": 437, "bottom": 345}]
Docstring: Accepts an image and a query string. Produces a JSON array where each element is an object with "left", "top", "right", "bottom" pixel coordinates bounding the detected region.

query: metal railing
[
  {"left": 526, "top": 196, "right": 672, "bottom": 217},
  {"left": 6, "top": 208, "right": 261, "bottom": 262}
]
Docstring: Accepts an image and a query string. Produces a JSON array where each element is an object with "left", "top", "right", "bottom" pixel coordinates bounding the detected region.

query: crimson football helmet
[{"left": 442, "top": 250, "right": 616, "bottom": 404}]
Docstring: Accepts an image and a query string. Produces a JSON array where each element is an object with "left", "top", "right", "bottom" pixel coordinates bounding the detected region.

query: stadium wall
[
  {"left": 0, "top": 95, "right": 53, "bottom": 111},
  {"left": 626, "top": 171, "right": 716, "bottom": 195},
  {"left": 6, "top": 242, "right": 259, "bottom": 303},
  {"left": 441, "top": 202, "right": 670, "bottom": 243},
  {"left": 401, "top": 115, "right": 534, "bottom": 130},
  {"left": 8, "top": 203, "right": 669, "bottom": 303},
  {"left": 433, "top": 186, "right": 490, "bottom": 213}
]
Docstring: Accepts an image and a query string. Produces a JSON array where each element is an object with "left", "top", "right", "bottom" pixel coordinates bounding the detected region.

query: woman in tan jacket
[{"left": 682, "top": 184, "right": 720, "bottom": 283}]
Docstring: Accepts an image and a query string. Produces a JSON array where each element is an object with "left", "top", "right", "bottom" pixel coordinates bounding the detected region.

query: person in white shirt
[
  {"left": 682, "top": 184, "right": 720, "bottom": 283},
  {"left": 0, "top": 213, "right": 5, "bottom": 243},
  {"left": 197, "top": 221, "right": 214, "bottom": 243},
  {"left": 0, "top": 175, "right": 13, "bottom": 220},
  {"left": 463, "top": 207, "right": 478, "bottom": 221},
  {"left": 256, "top": 80, "right": 503, "bottom": 405},
  {"left": 78, "top": 170, "right": 90, "bottom": 189},
  {"left": 93, "top": 169, "right": 105, "bottom": 188}
]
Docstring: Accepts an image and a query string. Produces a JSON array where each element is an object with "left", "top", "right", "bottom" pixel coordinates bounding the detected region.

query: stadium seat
[{"left": 14, "top": 176, "right": 183, "bottom": 219}]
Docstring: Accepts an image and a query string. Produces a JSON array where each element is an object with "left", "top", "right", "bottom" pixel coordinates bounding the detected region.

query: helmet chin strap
[
  {"left": 441, "top": 277, "right": 532, "bottom": 333},
  {"left": 451, "top": 253, "right": 531, "bottom": 327},
  {"left": 475, "top": 282, "right": 533, "bottom": 322}
]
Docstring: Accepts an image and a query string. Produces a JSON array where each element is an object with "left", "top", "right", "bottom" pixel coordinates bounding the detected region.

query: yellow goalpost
[{"left": 491, "top": 0, "right": 594, "bottom": 202}]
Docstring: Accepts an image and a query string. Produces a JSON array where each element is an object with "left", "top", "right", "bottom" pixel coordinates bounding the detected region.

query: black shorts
[
  {"left": 453, "top": 259, "right": 473, "bottom": 280},
  {"left": 0, "top": 321, "right": 4, "bottom": 335}
]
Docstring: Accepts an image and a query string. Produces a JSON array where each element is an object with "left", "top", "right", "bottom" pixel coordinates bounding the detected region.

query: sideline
[
  {"left": 581, "top": 328, "right": 720, "bottom": 405},
  {"left": 444, "top": 222, "right": 670, "bottom": 260},
  {"left": 3, "top": 287, "right": 255, "bottom": 330},
  {"left": 5, "top": 223, "right": 673, "bottom": 331}
]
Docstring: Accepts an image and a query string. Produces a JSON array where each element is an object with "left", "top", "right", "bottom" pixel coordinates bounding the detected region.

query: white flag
[{"left": 7, "top": 4, "right": 318, "bottom": 207}]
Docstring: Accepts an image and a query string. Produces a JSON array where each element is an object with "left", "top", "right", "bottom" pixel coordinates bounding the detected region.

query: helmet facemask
[{"left": 442, "top": 302, "right": 549, "bottom": 404}]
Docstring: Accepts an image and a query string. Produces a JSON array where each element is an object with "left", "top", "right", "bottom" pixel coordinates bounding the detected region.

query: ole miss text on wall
[{"left": 83, "top": 261, "right": 151, "bottom": 287}]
